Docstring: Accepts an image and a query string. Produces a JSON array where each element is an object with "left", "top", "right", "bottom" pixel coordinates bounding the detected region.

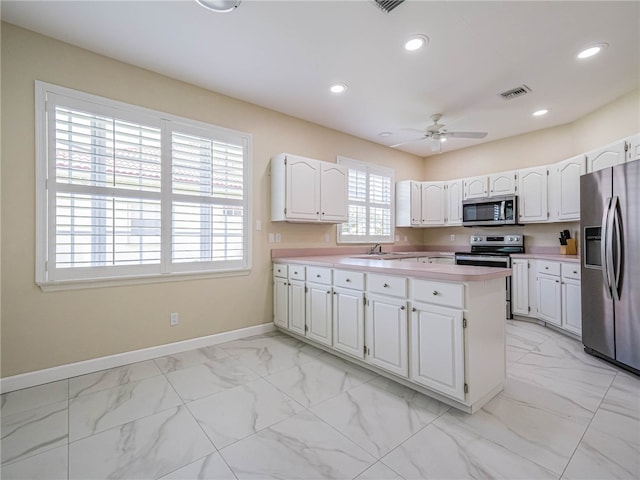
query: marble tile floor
[{"left": 1, "top": 321, "right": 638, "bottom": 479}]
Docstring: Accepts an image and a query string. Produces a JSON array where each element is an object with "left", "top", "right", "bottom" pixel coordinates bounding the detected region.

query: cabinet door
[
  {"left": 562, "top": 278, "right": 582, "bottom": 335},
  {"left": 332, "top": 286, "right": 365, "bottom": 359},
  {"left": 586, "top": 141, "right": 626, "bottom": 173},
  {"left": 463, "top": 175, "right": 488, "bottom": 199},
  {"left": 288, "top": 280, "right": 306, "bottom": 335},
  {"left": 365, "top": 294, "right": 408, "bottom": 377},
  {"left": 273, "top": 277, "right": 289, "bottom": 329},
  {"left": 518, "top": 166, "right": 548, "bottom": 223},
  {"left": 306, "top": 283, "right": 333, "bottom": 346},
  {"left": 552, "top": 155, "right": 586, "bottom": 221},
  {"left": 627, "top": 134, "right": 640, "bottom": 162},
  {"left": 420, "top": 182, "right": 446, "bottom": 225},
  {"left": 285, "top": 155, "right": 320, "bottom": 221},
  {"left": 511, "top": 259, "right": 530, "bottom": 316},
  {"left": 489, "top": 171, "right": 517, "bottom": 196},
  {"left": 537, "top": 274, "right": 561, "bottom": 326},
  {"left": 410, "top": 181, "right": 422, "bottom": 226},
  {"left": 446, "top": 180, "right": 463, "bottom": 225},
  {"left": 320, "top": 163, "right": 348, "bottom": 222},
  {"left": 410, "top": 302, "right": 464, "bottom": 400}
]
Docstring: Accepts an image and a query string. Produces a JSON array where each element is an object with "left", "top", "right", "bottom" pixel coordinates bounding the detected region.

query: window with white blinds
[
  {"left": 337, "top": 156, "right": 394, "bottom": 243},
  {"left": 36, "top": 82, "right": 251, "bottom": 286}
]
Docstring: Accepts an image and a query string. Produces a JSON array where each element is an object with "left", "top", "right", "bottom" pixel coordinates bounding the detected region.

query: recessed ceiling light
[
  {"left": 533, "top": 109, "right": 549, "bottom": 117},
  {"left": 404, "top": 35, "right": 429, "bottom": 52},
  {"left": 329, "top": 83, "right": 348, "bottom": 94},
  {"left": 378, "top": 131, "right": 392, "bottom": 137},
  {"left": 577, "top": 43, "right": 608, "bottom": 59},
  {"left": 196, "top": 0, "right": 241, "bottom": 13}
]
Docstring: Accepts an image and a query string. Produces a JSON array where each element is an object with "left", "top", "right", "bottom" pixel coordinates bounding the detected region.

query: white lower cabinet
[
  {"left": 273, "top": 275, "right": 289, "bottom": 329},
  {"left": 306, "top": 283, "right": 333, "bottom": 346},
  {"left": 273, "top": 262, "right": 507, "bottom": 413},
  {"left": 410, "top": 302, "right": 464, "bottom": 400},
  {"left": 332, "top": 282, "right": 365, "bottom": 359},
  {"left": 288, "top": 279, "right": 307, "bottom": 335},
  {"left": 365, "top": 293, "right": 408, "bottom": 377},
  {"left": 561, "top": 263, "right": 582, "bottom": 335},
  {"left": 511, "top": 259, "right": 530, "bottom": 316}
]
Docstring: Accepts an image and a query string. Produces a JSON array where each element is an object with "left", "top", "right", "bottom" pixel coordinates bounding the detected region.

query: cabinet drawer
[
  {"left": 411, "top": 279, "right": 464, "bottom": 309},
  {"left": 367, "top": 273, "right": 407, "bottom": 297},
  {"left": 333, "top": 270, "right": 365, "bottom": 290},
  {"left": 537, "top": 260, "right": 560, "bottom": 276},
  {"left": 307, "top": 266, "right": 332, "bottom": 285},
  {"left": 273, "top": 264, "right": 288, "bottom": 278},
  {"left": 561, "top": 263, "right": 581, "bottom": 280},
  {"left": 289, "top": 266, "right": 306, "bottom": 281}
]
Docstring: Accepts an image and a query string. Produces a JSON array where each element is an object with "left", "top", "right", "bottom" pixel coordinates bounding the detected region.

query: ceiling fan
[{"left": 391, "top": 114, "right": 488, "bottom": 152}]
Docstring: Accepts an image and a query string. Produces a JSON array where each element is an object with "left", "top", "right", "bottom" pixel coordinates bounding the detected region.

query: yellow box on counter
[{"left": 560, "top": 238, "right": 577, "bottom": 255}]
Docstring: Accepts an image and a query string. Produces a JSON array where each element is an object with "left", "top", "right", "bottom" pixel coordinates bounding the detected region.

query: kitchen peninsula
[{"left": 272, "top": 250, "right": 511, "bottom": 413}]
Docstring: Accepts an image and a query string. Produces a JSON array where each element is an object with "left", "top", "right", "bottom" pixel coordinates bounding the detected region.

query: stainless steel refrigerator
[{"left": 580, "top": 159, "right": 639, "bottom": 374}]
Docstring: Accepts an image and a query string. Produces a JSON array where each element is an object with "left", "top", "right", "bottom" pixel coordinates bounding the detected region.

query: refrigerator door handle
[
  {"left": 601, "top": 197, "right": 613, "bottom": 299},
  {"left": 612, "top": 196, "right": 622, "bottom": 301}
]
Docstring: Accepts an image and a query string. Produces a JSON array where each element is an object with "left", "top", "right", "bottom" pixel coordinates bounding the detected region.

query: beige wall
[
  {"left": 422, "top": 88, "right": 639, "bottom": 249},
  {"left": 0, "top": 23, "right": 424, "bottom": 377}
]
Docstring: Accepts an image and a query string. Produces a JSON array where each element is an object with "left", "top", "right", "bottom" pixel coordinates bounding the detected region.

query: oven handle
[{"left": 455, "top": 255, "right": 510, "bottom": 266}]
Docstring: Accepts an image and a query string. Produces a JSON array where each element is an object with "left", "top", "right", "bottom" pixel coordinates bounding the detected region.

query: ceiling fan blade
[
  {"left": 444, "top": 131, "right": 488, "bottom": 139},
  {"left": 390, "top": 136, "right": 428, "bottom": 148}
]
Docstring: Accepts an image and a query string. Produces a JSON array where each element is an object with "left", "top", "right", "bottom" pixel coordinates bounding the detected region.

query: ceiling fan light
[
  {"left": 196, "top": 0, "right": 241, "bottom": 13},
  {"left": 329, "top": 83, "right": 348, "bottom": 94}
]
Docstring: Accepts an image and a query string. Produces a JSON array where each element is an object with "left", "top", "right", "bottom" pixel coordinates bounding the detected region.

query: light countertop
[
  {"left": 275, "top": 255, "right": 511, "bottom": 282},
  {"left": 511, "top": 253, "right": 580, "bottom": 263}
]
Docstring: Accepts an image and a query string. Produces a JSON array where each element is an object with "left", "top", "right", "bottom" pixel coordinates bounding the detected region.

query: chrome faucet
[{"left": 369, "top": 243, "right": 382, "bottom": 255}]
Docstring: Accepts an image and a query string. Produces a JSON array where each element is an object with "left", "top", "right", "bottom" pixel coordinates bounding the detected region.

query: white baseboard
[{"left": 0, "top": 323, "right": 276, "bottom": 394}]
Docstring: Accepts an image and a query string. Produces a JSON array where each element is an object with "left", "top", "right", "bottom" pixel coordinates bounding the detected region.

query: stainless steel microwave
[{"left": 462, "top": 195, "right": 518, "bottom": 226}]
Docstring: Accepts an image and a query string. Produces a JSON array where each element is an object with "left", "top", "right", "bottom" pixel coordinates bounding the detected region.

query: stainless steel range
[{"left": 455, "top": 234, "right": 524, "bottom": 319}]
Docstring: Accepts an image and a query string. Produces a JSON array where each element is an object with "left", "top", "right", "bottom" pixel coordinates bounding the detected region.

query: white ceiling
[{"left": 2, "top": 1, "right": 639, "bottom": 157}]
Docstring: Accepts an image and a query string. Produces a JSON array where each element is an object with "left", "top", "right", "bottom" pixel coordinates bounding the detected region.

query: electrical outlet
[
  {"left": 256, "top": 220, "right": 262, "bottom": 231},
  {"left": 170, "top": 312, "right": 179, "bottom": 326},
  {"left": 275, "top": 233, "right": 282, "bottom": 243},
  {"left": 268, "top": 233, "right": 275, "bottom": 243},
  {"left": 395, "top": 234, "right": 400, "bottom": 241},
  {"left": 450, "top": 234, "right": 456, "bottom": 242}
]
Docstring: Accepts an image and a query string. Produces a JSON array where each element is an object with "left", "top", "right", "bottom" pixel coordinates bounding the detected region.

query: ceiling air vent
[
  {"left": 499, "top": 84, "right": 532, "bottom": 100},
  {"left": 372, "top": 0, "right": 405, "bottom": 14}
]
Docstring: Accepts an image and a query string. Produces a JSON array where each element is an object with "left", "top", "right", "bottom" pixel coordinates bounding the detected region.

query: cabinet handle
[
  {"left": 327, "top": 290, "right": 331, "bottom": 294},
  {"left": 573, "top": 271, "right": 577, "bottom": 274},
  {"left": 316, "top": 211, "right": 319, "bottom": 215},
  {"left": 556, "top": 280, "right": 560, "bottom": 283},
  {"left": 383, "top": 283, "right": 390, "bottom": 288},
  {"left": 400, "top": 305, "right": 406, "bottom": 310},
  {"left": 412, "top": 307, "right": 417, "bottom": 312},
  {"left": 333, "top": 291, "right": 337, "bottom": 295},
  {"left": 294, "top": 271, "right": 298, "bottom": 274},
  {"left": 432, "top": 291, "right": 439, "bottom": 296},
  {"left": 545, "top": 267, "right": 549, "bottom": 270},
  {"left": 316, "top": 274, "right": 321, "bottom": 278},
  {"left": 346, "top": 278, "right": 351, "bottom": 282}
]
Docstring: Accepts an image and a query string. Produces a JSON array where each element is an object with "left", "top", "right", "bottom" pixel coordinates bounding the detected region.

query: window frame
[
  {"left": 35, "top": 81, "right": 252, "bottom": 290},
  {"left": 336, "top": 156, "right": 395, "bottom": 244}
]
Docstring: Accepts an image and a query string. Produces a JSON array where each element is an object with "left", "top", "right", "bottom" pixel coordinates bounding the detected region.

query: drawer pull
[
  {"left": 432, "top": 291, "right": 439, "bottom": 296},
  {"left": 545, "top": 267, "right": 549, "bottom": 270},
  {"left": 346, "top": 278, "right": 351, "bottom": 283},
  {"left": 294, "top": 271, "right": 298, "bottom": 274},
  {"left": 383, "top": 283, "right": 390, "bottom": 288},
  {"left": 316, "top": 274, "right": 321, "bottom": 278},
  {"left": 573, "top": 271, "right": 577, "bottom": 274}
]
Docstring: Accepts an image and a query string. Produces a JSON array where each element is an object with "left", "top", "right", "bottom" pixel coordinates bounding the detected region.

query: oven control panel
[{"left": 470, "top": 234, "right": 523, "bottom": 247}]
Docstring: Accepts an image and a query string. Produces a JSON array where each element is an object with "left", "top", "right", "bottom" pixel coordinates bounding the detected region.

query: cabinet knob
[
  {"left": 400, "top": 305, "right": 406, "bottom": 310},
  {"left": 327, "top": 291, "right": 331, "bottom": 294},
  {"left": 294, "top": 271, "right": 298, "bottom": 274},
  {"left": 346, "top": 278, "right": 351, "bottom": 282},
  {"left": 556, "top": 280, "right": 560, "bottom": 283},
  {"left": 333, "top": 291, "right": 337, "bottom": 295},
  {"left": 383, "top": 283, "right": 390, "bottom": 288},
  {"left": 432, "top": 291, "right": 439, "bottom": 296},
  {"left": 316, "top": 211, "right": 319, "bottom": 215},
  {"left": 573, "top": 271, "right": 577, "bottom": 274},
  {"left": 316, "top": 274, "right": 321, "bottom": 278},
  {"left": 412, "top": 307, "right": 417, "bottom": 312}
]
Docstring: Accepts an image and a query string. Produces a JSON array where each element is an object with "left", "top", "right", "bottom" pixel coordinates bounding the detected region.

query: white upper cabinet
[
  {"left": 626, "top": 134, "right": 640, "bottom": 162},
  {"left": 446, "top": 180, "right": 463, "bottom": 225},
  {"left": 320, "top": 163, "right": 348, "bottom": 222},
  {"left": 421, "top": 182, "right": 446, "bottom": 225},
  {"left": 463, "top": 175, "right": 489, "bottom": 199},
  {"left": 488, "top": 171, "right": 517, "bottom": 196},
  {"left": 586, "top": 140, "right": 626, "bottom": 173},
  {"left": 517, "top": 166, "right": 548, "bottom": 223},
  {"left": 395, "top": 180, "right": 421, "bottom": 227},
  {"left": 271, "top": 153, "right": 347, "bottom": 223},
  {"left": 550, "top": 155, "right": 586, "bottom": 222}
]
